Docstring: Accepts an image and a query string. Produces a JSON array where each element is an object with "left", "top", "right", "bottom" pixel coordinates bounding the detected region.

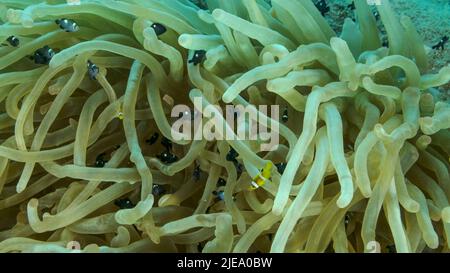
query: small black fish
[
  {"left": 151, "top": 23, "right": 167, "bottom": 36},
  {"left": 373, "top": 11, "right": 380, "bottom": 21},
  {"left": 275, "top": 163, "right": 286, "bottom": 174},
  {"left": 161, "top": 137, "right": 173, "bottom": 151},
  {"left": 95, "top": 153, "right": 107, "bottom": 168},
  {"left": 87, "top": 60, "right": 99, "bottom": 80},
  {"left": 344, "top": 213, "right": 351, "bottom": 227},
  {"left": 315, "top": 0, "right": 330, "bottom": 16},
  {"left": 114, "top": 198, "right": 134, "bottom": 209},
  {"left": 188, "top": 50, "right": 207, "bottom": 66},
  {"left": 386, "top": 244, "right": 396, "bottom": 253},
  {"left": 146, "top": 132, "right": 159, "bottom": 145},
  {"left": 194, "top": 0, "right": 208, "bottom": 10},
  {"left": 157, "top": 151, "right": 178, "bottom": 164},
  {"left": 234, "top": 161, "right": 243, "bottom": 176},
  {"left": 432, "top": 36, "right": 449, "bottom": 50},
  {"left": 347, "top": 2, "right": 355, "bottom": 10},
  {"left": 152, "top": 184, "right": 166, "bottom": 196},
  {"left": 282, "top": 108, "right": 288, "bottom": 123},
  {"left": 217, "top": 177, "right": 227, "bottom": 187},
  {"left": 6, "top": 36, "right": 19, "bottom": 47},
  {"left": 32, "top": 45, "right": 55, "bottom": 65},
  {"left": 226, "top": 148, "right": 239, "bottom": 162},
  {"left": 193, "top": 164, "right": 201, "bottom": 181},
  {"left": 55, "top": 18, "right": 79, "bottom": 32}
]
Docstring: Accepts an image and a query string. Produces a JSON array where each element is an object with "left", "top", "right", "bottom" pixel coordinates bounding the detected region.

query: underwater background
[
  {"left": 1, "top": 0, "right": 449, "bottom": 253},
  {"left": 325, "top": 0, "right": 450, "bottom": 99}
]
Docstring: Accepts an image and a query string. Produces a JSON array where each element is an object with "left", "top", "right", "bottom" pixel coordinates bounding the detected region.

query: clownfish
[
  {"left": 249, "top": 162, "right": 273, "bottom": 190},
  {"left": 55, "top": 18, "right": 79, "bottom": 32}
]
